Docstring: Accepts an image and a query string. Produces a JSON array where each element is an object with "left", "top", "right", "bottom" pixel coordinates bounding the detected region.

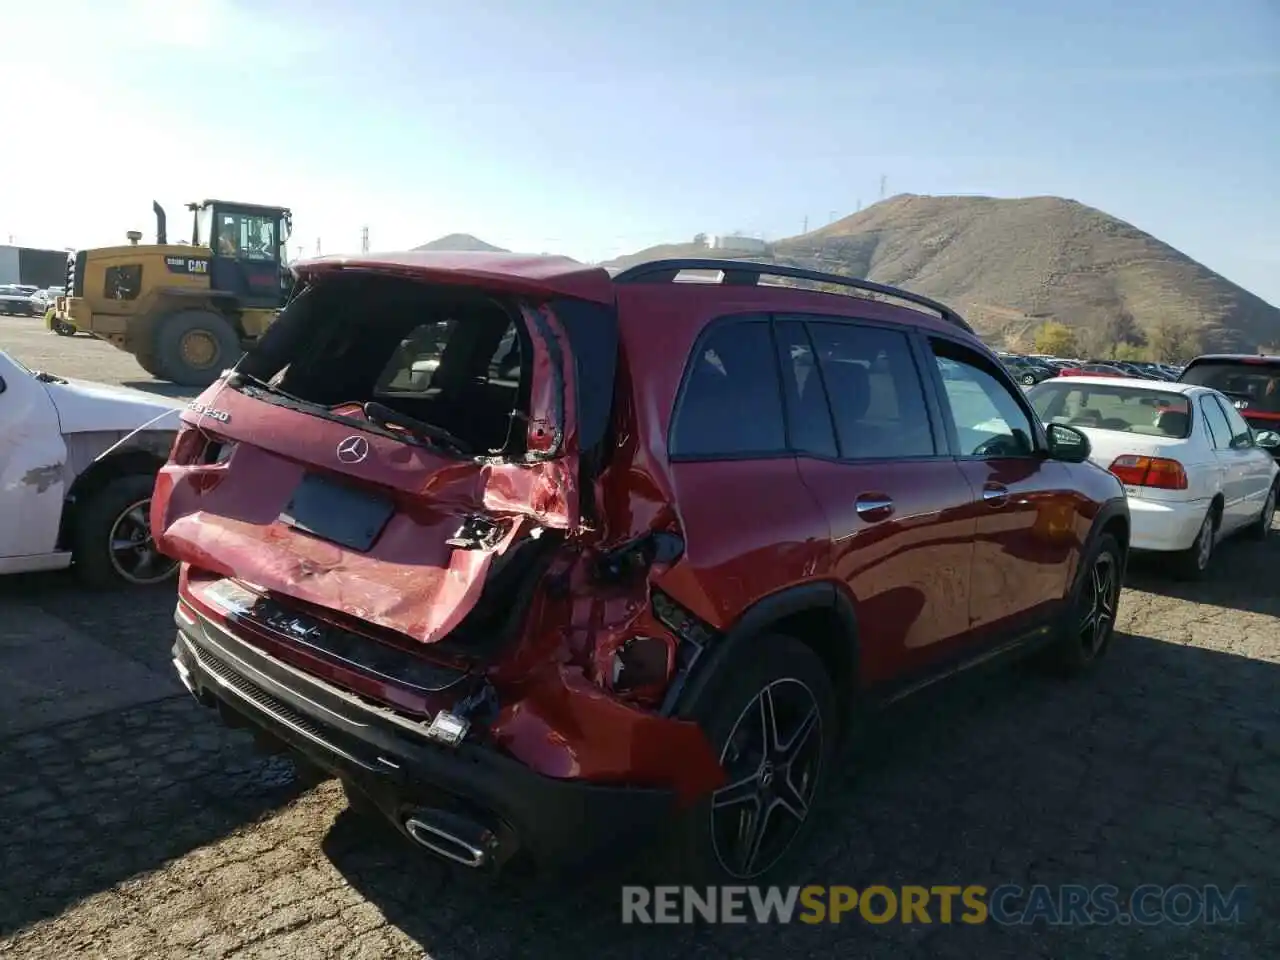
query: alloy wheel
[
  {"left": 1078, "top": 551, "right": 1119, "bottom": 660},
  {"left": 108, "top": 498, "right": 177, "bottom": 584},
  {"left": 710, "top": 678, "right": 824, "bottom": 879}
]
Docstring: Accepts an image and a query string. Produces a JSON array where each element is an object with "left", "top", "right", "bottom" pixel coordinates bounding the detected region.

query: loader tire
[
  {"left": 135, "top": 349, "right": 163, "bottom": 378},
  {"left": 154, "top": 310, "right": 242, "bottom": 387}
]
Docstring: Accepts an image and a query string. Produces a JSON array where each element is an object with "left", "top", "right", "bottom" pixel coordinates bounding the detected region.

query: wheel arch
[
  {"left": 1208, "top": 492, "right": 1225, "bottom": 525},
  {"left": 59, "top": 447, "right": 165, "bottom": 551},
  {"left": 1077, "top": 496, "right": 1130, "bottom": 588},
  {"left": 668, "top": 580, "right": 861, "bottom": 732}
]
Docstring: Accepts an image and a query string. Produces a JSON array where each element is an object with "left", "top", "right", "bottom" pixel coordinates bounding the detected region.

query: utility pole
[
  {"left": 828, "top": 210, "right": 836, "bottom": 224},
  {"left": 879, "top": 175, "right": 887, "bottom": 200},
  {"left": 294, "top": 245, "right": 304, "bottom": 262},
  {"left": 856, "top": 198, "right": 862, "bottom": 213},
  {"left": 802, "top": 215, "right": 809, "bottom": 234},
  {"left": 315, "top": 238, "right": 322, "bottom": 255},
  {"left": 361, "top": 225, "right": 369, "bottom": 253}
]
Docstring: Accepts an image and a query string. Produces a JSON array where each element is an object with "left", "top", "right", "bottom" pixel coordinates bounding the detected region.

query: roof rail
[{"left": 611, "top": 258, "right": 974, "bottom": 333}]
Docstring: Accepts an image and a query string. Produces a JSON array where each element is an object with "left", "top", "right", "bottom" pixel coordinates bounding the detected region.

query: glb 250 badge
[{"left": 187, "top": 401, "right": 230, "bottom": 422}]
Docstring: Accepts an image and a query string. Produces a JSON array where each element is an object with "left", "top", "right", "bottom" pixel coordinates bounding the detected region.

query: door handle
[
  {"left": 982, "top": 483, "right": 1009, "bottom": 506},
  {"left": 855, "top": 496, "right": 895, "bottom": 521}
]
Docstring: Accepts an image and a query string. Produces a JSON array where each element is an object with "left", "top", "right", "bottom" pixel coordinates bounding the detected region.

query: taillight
[
  {"left": 1108, "top": 455, "right": 1188, "bottom": 490},
  {"left": 170, "top": 426, "right": 205, "bottom": 464},
  {"left": 170, "top": 425, "right": 236, "bottom": 466}
]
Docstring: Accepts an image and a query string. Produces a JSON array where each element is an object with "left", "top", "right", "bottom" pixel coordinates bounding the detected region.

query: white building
[{"left": 710, "top": 234, "right": 767, "bottom": 254}]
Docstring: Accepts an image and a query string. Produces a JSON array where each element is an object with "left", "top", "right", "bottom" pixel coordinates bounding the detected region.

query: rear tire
[
  {"left": 1173, "top": 505, "right": 1218, "bottom": 580},
  {"left": 1043, "top": 532, "right": 1123, "bottom": 675},
  {"left": 1246, "top": 481, "right": 1277, "bottom": 540},
  {"left": 658, "top": 634, "right": 838, "bottom": 884},
  {"left": 52, "top": 319, "right": 77, "bottom": 337},
  {"left": 135, "top": 349, "right": 164, "bottom": 378},
  {"left": 154, "top": 309, "right": 242, "bottom": 387}
]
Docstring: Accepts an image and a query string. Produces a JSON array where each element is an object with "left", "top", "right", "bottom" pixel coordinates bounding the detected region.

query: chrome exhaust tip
[
  {"left": 404, "top": 812, "right": 491, "bottom": 869},
  {"left": 173, "top": 657, "right": 198, "bottom": 698}
]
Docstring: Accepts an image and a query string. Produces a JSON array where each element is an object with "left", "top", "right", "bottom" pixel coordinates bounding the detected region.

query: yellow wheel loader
[{"left": 51, "top": 200, "right": 293, "bottom": 386}]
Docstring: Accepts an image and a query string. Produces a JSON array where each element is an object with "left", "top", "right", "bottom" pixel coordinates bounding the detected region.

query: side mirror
[
  {"left": 1255, "top": 430, "right": 1280, "bottom": 450},
  {"left": 1045, "top": 422, "right": 1091, "bottom": 463},
  {"left": 0, "top": 375, "right": 6, "bottom": 394}
]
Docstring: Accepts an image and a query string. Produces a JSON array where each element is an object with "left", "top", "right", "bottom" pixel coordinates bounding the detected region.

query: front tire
[
  {"left": 134, "top": 349, "right": 164, "bottom": 378},
  {"left": 1021, "top": 373, "right": 1036, "bottom": 386},
  {"left": 1044, "top": 532, "right": 1123, "bottom": 675},
  {"left": 661, "top": 634, "right": 838, "bottom": 883},
  {"left": 52, "top": 319, "right": 76, "bottom": 337},
  {"left": 154, "top": 309, "right": 242, "bottom": 387},
  {"left": 71, "top": 473, "right": 179, "bottom": 589}
]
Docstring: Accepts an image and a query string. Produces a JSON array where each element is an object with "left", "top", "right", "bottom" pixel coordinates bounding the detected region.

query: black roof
[{"left": 193, "top": 199, "right": 292, "bottom": 215}]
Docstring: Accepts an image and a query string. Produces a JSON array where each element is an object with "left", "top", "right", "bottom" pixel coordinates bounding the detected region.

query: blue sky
[{"left": 2, "top": 0, "right": 1277, "bottom": 303}]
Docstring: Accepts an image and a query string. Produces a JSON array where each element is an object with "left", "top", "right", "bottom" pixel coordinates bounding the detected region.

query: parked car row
[
  {"left": 0, "top": 284, "right": 64, "bottom": 316},
  {"left": 997, "top": 352, "right": 1186, "bottom": 385}
]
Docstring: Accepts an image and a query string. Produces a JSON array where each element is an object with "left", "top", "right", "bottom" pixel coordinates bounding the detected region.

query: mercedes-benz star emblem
[{"left": 336, "top": 436, "right": 370, "bottom": 464}]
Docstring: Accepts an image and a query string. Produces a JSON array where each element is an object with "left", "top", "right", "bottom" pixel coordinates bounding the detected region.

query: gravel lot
[{"left": 1, "top": 316, "right": 1278, "bottom": 959}]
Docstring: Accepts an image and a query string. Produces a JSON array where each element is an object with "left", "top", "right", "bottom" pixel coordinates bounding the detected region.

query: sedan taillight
[{"left": 1109, "top": 455, "right": 1188, "bottom": 490}]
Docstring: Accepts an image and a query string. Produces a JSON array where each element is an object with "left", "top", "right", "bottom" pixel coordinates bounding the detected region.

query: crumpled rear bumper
[{"left": 171, "top": 603, "right": 682, "bottom": 873}]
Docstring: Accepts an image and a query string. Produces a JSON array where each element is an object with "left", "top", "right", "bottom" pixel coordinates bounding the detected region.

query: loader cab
[{"left": 188, "top": 200, "right": 293, "bottom": 309}]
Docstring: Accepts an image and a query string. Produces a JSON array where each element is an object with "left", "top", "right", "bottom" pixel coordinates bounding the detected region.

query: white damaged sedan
[
  {"left": 0, "top": 349, "right": 183, "bottom": 587},
  {"left": 1028, "top": 376, "right": 1279, "bottom": 578}
]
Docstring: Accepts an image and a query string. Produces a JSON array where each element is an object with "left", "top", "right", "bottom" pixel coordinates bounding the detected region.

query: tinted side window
[
  {"left": 932, "top": 341, "right": 1035, "bottom": 457},
  {"left": 670, "top": 319, "right": 786, "bottom": 458},
  {"left": 774, "top": 320, "right": 837, "bottom": 458},
  {"left": 803, "top": 322, "right": 935, "bottom": 459},
  {"left": 1199, "top": 397, "right": 1232, "bottom": 449}
]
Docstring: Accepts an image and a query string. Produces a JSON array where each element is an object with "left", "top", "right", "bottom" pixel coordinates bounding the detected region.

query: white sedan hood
[{"left": 43, "top": 377, "right": 185, "bottom": 434}]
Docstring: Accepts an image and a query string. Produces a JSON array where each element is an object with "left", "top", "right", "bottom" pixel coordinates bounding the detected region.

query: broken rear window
[{"left": 239, "top": 274, "right": 532, "bottom": 456}]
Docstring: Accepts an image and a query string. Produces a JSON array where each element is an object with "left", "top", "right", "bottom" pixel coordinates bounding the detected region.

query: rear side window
[
  {"left": 773, "top": 320, "right": 838, "bottom": 458},
  {"left": 670, "top": 319, "right": 786, "bottom": 458},
  {"left": 804, "top": 322, "right": 936, "bottom": 459},
  {"left": 1199, "top": 397, "right": 1233, "bottom": 449},
  {"left": 1215, "top": 395, "right": 1256, "bottom": 447}
]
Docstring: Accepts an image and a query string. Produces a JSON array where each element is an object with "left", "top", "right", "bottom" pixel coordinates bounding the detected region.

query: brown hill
[
  {"left": 606, "top": 195, "right": 1280, "bottom": 356},
  {"left": 413, "top": 233, "right": 507, "bottom": 253}
]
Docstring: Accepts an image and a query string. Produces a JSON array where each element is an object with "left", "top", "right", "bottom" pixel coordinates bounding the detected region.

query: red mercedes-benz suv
[{"left": 157, "top": 253, "right": 1129, "bottom": 881}]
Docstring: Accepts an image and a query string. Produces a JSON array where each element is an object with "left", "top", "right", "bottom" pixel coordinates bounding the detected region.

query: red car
[
  {"left": 1178, "top": 354, "right": 1280, "bottom": 459},
  {"left": 1059, "top": 362, "right": 1129, "bottom": 378},
  {"left": 158, "top": 253, "right": 1129, "bottom": 881}
]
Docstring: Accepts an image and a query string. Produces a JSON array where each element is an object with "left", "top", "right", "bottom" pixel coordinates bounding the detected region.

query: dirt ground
[{"left": 1, "top": 316, "right": 1278, "bottom": 959}]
